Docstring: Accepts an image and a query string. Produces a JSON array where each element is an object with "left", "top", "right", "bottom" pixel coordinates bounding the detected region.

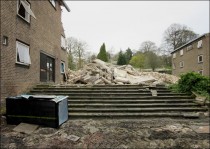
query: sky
[{"left": 61, "top": 1, "right": 209, "bottom": 55}]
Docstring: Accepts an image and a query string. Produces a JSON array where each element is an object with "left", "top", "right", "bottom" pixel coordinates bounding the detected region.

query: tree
[
  {"left": 124, "top": 48, "right": 133, "bottom": 64},
  {"left": 117, "top": 50, "right": 127, "bottom": 65},
  {"left": 144, "top": 51, "right": 159, "bottom": 71},
  {"left": 163, "top": 23, "right": 198, "bottom": 54},
  {"left": 97, "top": 43, "right": 108, "bottom": 62},
  {"left": 139, "top": 41, "right": 157, "bottom": 53},
  {"left": 66, "top": 37, "right": 87, "bottom": 69},
  {"left": 67, "top": 52, "right": 75, "bottom": 70},
  {"left": 129, "top": 52, "right": 145, "bottom": 69}
]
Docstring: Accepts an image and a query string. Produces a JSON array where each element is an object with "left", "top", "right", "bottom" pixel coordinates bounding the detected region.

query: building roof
[
  {"left": 171, "top": 33, "right": 209, "bottom": 54},
  {"left": 61, "top": 0, "right": 70, "bottom": 12}
]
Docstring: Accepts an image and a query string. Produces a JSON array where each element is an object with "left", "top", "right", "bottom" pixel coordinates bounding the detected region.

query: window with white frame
[
  {"left": 172, "top": 63, "right": 176, "bottom": 70},
  {"left": 173, "top": 53, "right": 176, "bottom": 58},
  {"left": 17, "top": 0, "right": 36, "bottom": 23},
  {"left": 16, "top": 41, "right": 31, "bottom": 65},
  {"left": 186, "top": 45, "right": 193, "bottom": 51},
  {"left": 179, "top": 61, "right": 184, "bottom": 68},
  {"left": 61, "top": 61, "right": 65, "bottom": 73},
  {"left": 198, "top": 70, "right": 203, "bottom": 75},
  {"left": 3, "top": 36, "right": 8, "bottom": 46},
  {"left": 197, "top": 40, "right": 202, "bottom": 49},
  {"left": 180, "top": 49, "right": 183, "bottom": 56},
  {"left": 49, "top": 0, "right": 56, "bottom": 8},
  {"left": 61, "top": 35, "right": 66, "bottom": 49},
  {"left": 198, "top": 55, "right": 203, "bottom": 63}
]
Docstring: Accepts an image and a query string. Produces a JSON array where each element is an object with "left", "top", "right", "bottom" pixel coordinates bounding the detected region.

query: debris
[
  {"left": 151, "top": 90, "right": 157, "bottom": 96},
  {"left": 67, "top": 135, "right": 80, "bottom": 142},
  {"left": 66, "top": 59, "right": 179, "bottom": 85},
  {"left": 13, "top": 123, "right": 39, "bottom": 134}
]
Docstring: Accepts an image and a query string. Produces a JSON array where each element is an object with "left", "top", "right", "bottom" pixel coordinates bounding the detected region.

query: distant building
[
  {"left": 171, "top": 33, "right": 209, "bottom": 77},
  {"left": 1, "top": 0, "right": 70, "bottom": 101}
]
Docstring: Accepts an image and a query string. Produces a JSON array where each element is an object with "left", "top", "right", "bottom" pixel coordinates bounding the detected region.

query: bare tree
[
  {"left": 66, "top": 37, "right": 88, "bottom": 69},
  {"left": 163, "top": 23, "right": 198, "bottom": 53},
  {"left": 139, "top": 41, "right": 158, "bottom": 53}
]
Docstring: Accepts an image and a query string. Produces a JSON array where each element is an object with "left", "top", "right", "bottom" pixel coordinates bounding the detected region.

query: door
[{"left": 40, "top": 53, "right": 55, "bottom": 82}]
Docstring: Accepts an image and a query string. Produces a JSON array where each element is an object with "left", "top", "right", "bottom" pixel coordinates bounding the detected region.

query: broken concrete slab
[
  {"left": 194, "top": 126, "right": 209, "bottom": 134},
  {"left": 67, "top": 135, "right": 80, "bottom": 142},
  {"left": 13, "top": 123, "right": 39, "bottom": 134},
  {"left": 151, "top": 90, "right": 157, "bottom": 96},
  {"left": 66, "top": 59, "right": 179, "bottom": 85}
]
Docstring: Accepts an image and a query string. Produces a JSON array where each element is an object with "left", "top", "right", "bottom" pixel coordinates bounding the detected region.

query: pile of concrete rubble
[{"left": 67, "top": 59, "right": 179, "bottom": 85}]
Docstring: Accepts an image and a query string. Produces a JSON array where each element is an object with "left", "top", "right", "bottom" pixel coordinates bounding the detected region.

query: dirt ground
[{"left": 1, "top": 117, "right": 210, "bottom": 149}]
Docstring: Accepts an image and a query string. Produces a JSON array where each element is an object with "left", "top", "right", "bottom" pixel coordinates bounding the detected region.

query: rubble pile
[{"left": 67, "top": 59, "right": 179, "bottom": 85}]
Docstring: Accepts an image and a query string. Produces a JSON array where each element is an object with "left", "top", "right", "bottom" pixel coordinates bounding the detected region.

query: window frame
[
  {"left": 60, "top": 61, "right": 65, "bottom": 74},
  {"left": 173, "top": 53, "right": 176, "bottom": 59},
  {"left": 198, "top": 55, "right": 203, "bottom": 63},
  {"left": 198, "top": 70, "right": 203, "bottom": 75},
  {"left": 172, "top": 63, "right": 176, "bottom": 70},
  {"left": 17, "top": 0, "right": 31, "bottom": 23},
  {"left": 186, "top": 45, "right": 193, "bottom": 51},
  {"left": 180, "top": 49, "right": 183, "bottom": 56},
  {"left": 61, "top": 35, "right": 66, "bottom": 50},
  {"left": 197, "top": 40, "right": 202, "bottom": 49},
  {"left": 16, "top": 40, "right": 31, "bottom": 66},
  {"left": 179, "top": 61, "right": 184, "bottom": 68},
  {"left": 3, "top": 36, "right": 8, "bottom": 46}
]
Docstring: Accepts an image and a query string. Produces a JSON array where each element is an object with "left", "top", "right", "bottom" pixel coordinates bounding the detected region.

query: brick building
[
  {"left": 0, "top": 0, "right": 70, "bottom": 102},
  {"left": 171, "top": 33, "right": 210, "bottom": 77}
]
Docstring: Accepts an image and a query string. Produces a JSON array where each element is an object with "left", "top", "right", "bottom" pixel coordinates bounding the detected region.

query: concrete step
[
  {"left": 69, "top": 107, "right": 208, "bottom": 113},
  {"left": 30, "top": 92, "right": 191, "bottom": 97},
  {"left": 68, "top": 103, "right": 199, "bottom": 108},
  {"left": 68, "top": 99, "right": 195, "bottom": 103},
  {"left": 67, "top": 96, "right": 194, "bottom": 99},
  {"left": 30, "top": 90, "right": 152, "bottom": 93},
  {"left": 68, "top": 112, "right": 200, "bottom": 119},
  {"left": 30, "top": 84, "right": 208, "bottom": 119}
]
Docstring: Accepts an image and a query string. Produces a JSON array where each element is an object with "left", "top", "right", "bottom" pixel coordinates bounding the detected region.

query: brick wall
[
  {"left": 1, "top": 1, "right": 68, "bottom": 103},
  {"left": 172, "top": 34, "right": 210, "bottom": 77}
]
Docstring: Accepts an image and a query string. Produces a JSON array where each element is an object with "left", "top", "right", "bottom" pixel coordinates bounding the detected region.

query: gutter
[{"left": 61, "top": 0, "right": 70, "bottom": 12}]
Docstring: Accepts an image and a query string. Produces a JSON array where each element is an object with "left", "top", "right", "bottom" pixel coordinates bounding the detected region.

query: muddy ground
[{"left": 1, "top": 117, "right": 210, "bottom": 149}]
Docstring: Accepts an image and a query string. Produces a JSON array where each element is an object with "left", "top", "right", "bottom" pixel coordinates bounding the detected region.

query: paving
[{"left": 1, "top": 117, "right": 210, "bottom": 149}]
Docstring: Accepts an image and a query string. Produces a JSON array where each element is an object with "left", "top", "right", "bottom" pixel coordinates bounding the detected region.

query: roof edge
[
  {"left": 61, "top": 0, "right": 70, "bottom": 12},
  {"left": 171, "top": 33, "right": 209, "bottom": 54}
]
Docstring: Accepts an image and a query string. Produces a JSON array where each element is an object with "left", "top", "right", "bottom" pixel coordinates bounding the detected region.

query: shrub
[{"left": 169, "top": 72, "right": 210, "bottom": 98}]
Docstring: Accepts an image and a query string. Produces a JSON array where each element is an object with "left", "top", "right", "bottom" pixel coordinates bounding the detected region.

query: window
[
  {"left": 61, "top": 35, "right": 66, "bottom": 49},
  {"left": 198, "top": 70, "right": 203, "bottom": 75},
  {"left": 186, "top": 45, "right": 193, "bottom": 51},
  {"left": 179, "top": 61, "right": 184, "bottom": 68},
  {"left": 16, "top": 41, "right": 31, "bottom": 65},
  {"left": 50, "top": 0, "right": 56, "bottom": 7},
  {"left": 173, "top": 53, "right": 176, "bottom": 58},
  {"left": 17, "top": 0, "right": 36, "bottom": 23},
  {"left": 61, "top": 61, "right": 65, "bottom": 73},
  {"left": 172, "top": 63, "right": 176, "bottom": 70},
  {"left": 198, "top": 55, "right": 203, "bottom": 63},
  {"left": 3, "top": 36, "right": 8, "bottom": 46},
  {"left": 197, "top": 40, "right": 202, "bottom": 48},
  {"left": 180, "top": 49, "right": 183, "bottom": 56}
]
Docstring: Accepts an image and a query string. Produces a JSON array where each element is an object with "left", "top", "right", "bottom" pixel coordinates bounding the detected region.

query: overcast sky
[{"left": 61, "top": 1, "right": 209, "bottom": 54}]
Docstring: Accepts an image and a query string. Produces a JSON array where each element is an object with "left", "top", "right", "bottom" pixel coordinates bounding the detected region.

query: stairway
[{"left": 30, "top": 84, "right": 208, "bottom": 119}]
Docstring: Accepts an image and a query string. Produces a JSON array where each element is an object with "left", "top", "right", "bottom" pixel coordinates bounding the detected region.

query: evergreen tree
[
  {"left": 97, "top": 43, "right": 108, "bottom": 62},
  {"left": 125, "top": 48, "right": 133, "bottom": 64},
  {"left": 117, "top": 50, "right": 127, "bottom": 65}
]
